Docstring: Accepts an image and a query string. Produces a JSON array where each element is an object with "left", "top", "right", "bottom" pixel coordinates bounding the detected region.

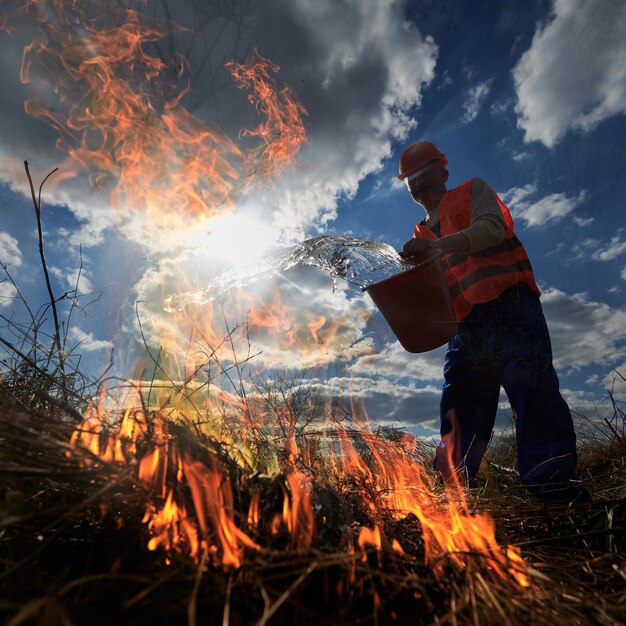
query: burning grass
[{"left": 1, "top": 367, "right": 626, "bottom": 626}]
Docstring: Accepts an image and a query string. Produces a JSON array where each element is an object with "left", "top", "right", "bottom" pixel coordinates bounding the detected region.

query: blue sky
[{"left": 1, "top": 0, "right": 625, "bottom": 438}]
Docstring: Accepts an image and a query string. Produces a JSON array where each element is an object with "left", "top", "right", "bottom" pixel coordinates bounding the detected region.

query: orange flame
[
  {"left": 275, "top": 425, "right": 316, "bottom": 551},
  {"left": 282, "top": 471, "right": 316, "bottom": 551},
  {"left": 18, "top": 3, "right": 308, "bottom": 231},
  {"left": 332, "top": 427, "right": 531, "bottom": 588},
  {"left": 183, "top": 456, "right": 260, "bottom": 568},
  {"left": 15, "top": 2, "right": 343, "bottom": 407},
  {"left": 391, "top": 538, "right": 405, "bottom": 555},
  {"left": 67, "top": 398, "right": 530, "bottom": 588},
  {"left": 228, "top": 48, "right": 308, "bottom": 180},
  {"left": 247, "top": 491, "right": 260, "bottom": 531},
  {"left": 357, "top": 525, "right": 382, "bottom": 563},
  {"left": 20, "top": 6, "right": 240, "bottom": 224},
  {"left": 163, "top": 284, "right": 347, "bottom": 375},
  {"left": 144, "top": 489, "right": 200, "bottom": 561}
]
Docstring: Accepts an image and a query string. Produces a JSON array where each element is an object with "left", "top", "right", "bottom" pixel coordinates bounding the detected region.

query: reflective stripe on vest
[{"left": 413, "top": 179, "right": 540, "bottom": 320}]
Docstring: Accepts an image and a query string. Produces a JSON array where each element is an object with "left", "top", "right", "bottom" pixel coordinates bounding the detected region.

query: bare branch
[{"left": 23, "top": 161, "right": 65, "bottom": 385}]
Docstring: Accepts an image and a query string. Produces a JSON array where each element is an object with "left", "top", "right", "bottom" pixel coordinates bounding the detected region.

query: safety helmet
[{"left": 397, "top": 141, "right": 448, "bottom": 181}]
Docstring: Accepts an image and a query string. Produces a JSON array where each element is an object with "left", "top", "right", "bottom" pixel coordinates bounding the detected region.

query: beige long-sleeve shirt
[{"left": 420, "top": 178, "right": 506, "bottom": 252}]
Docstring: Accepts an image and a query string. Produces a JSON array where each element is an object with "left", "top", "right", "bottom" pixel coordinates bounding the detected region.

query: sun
[{"left": 196, "top": 212, "right": 278, "bottom": 269}]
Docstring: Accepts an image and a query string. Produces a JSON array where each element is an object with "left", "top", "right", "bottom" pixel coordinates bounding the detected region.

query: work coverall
[{"left": 417, "top": 178, "right": 583, "bottom": 499}]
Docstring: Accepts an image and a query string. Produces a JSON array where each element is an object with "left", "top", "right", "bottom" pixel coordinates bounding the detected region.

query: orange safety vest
[{"left": 413, "top": 179, "right": 540, "bottom": 321}]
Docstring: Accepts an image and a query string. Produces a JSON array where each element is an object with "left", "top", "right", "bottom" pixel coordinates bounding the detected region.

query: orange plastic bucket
[{"left": 365, "top": 251, "right": 458, "bottom": 353}]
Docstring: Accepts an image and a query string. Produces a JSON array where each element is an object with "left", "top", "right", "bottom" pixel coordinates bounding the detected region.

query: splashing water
[{"left": 163, "top": 235, "right": 412, "bottom": 312}]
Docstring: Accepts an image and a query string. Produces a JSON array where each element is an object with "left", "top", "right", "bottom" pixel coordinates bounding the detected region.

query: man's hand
[
  {"left": 402, "top": 237, "right": 435, "bottom": 260},
  {"left": 402, "top": 233, "right": 471, "bottom": 259}
]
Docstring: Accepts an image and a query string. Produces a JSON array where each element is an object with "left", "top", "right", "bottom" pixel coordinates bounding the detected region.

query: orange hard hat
[{"left": 398, "top": 141, "right": 448, "bottom": 180}]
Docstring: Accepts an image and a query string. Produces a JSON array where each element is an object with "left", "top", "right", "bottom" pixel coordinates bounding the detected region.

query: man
[{"left": 399, "top": 141, "right": 589, "bottom": 502}]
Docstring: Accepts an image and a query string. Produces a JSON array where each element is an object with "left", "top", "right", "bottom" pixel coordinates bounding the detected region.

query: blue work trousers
[{"left": 434, "top": 283, "right": 579, "bottom": 493}]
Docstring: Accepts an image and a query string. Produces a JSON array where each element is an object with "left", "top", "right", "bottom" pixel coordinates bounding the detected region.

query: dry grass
[{"left": 1, "top": 373, "right": 625, "bottom": 626}]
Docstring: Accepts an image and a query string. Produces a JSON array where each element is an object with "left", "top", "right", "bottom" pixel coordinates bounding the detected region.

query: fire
[
  {"left": 244, "top": 286, "right": 343, "bottom": 357},
  {"left": 182, "top": 457, "right": 260, "bottom": 568},
  {"left": 247, "top": 492, "right": 260, "bottom": 530},
  {"left": 69, "top": 418, "right": 103, "bottom": 458},
  {"left": 144, "top": 490, "right": 200, "bottom": 561},
  {"left": 68, "top": 407, "right": 146, "bottom": 465},
  {"left": 227, "top": 48, "right": 309, "bottom": 180},
  {"left": 281, "top": 427, "right": 316, "bottom": 551},
  {"left": 12, "top": 0, "right": 532, "bottom": 593},
  {"left": 357, "top": 525, "right": 382, "bottom": 563},
  {"left": 17, "top": 1, "right": 307, "bottom": 237},
  {"left": 21, "top": 5, "right": 241, "bottom": 222},
  {"left": 67, "top": 405, "right": 318, "bottom": 568},
  {"left": 391, "top": 538, "right": 405, "bottom": 554},
  {"left": 158, "top": 282, "right": 348, "bottom": 379},
  {"left": 13, "top": 0, "right": 344, "bottom": 380},
  {"left": 335, "top": 429, "right": 532, "bottom": 588},
  {"left": 67, "top": 394, "right": 531, "bottom": 589}
]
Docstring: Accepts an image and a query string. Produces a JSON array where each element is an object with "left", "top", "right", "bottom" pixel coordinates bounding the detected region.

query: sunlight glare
[{"left": 199, "top": 212, "right": 277, "bottom": 268}]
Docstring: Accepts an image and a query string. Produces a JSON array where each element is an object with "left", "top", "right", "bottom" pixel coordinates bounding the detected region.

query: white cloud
[
  {"left": 0, "top": 2, "right": 440, "bottom": 379},
  {"left": 500, "top": 182, "right": 536, "bottom": 206},
  {"left": 560, "top": 387, "right": 606, "bottom": 419},
  {"left": 0, "top": 231, "right": 23, "bottom": 267},
  {"left": 601, "top": 367, "right": 626, "bottom": 403},
  {"left": 513, "top": 0, "right": 626, "bottom": 147},
  {"left": 568, "top": 238, "right": 600, "bottom": 261},
  {"left": 569, "top": 233, "right": 626, "bottom": 262},
  {"left": 0, "top": 280, "right": 18, "bottom": 307},
  {"left": 501, "top": 183, "right": 587, "bottom": 227},
  {"left": 437, "top": 69, "right": 453, "bottom": 90},
  {"left": 518, "top": 190, "right": 587, "bottom": 227},
  {"left": 82, "top": 1, "right": 439, "bottom": 374},
  {"left": 255, "top": 0, "right": 438, "bottom": 239},
  {"left": 541, "top": 288, "right": 626, "bottom": 371},
  {"left": 304, "top": 373, "right": 443, "bottom": 429},
  {"left": 288, "top": 285, "right": 626, "bottom": 429},
  {"left": 511, "top": 151, "right": 530, "bottom": 162},
  {"left": 67, "top": 269, "right": 93, "bottom": 295},
  {"left": 463, "top": 80, "right": 493, "bottom": 123},
  {"left": 51, "top": 266, "right": 93, "bottom": 295},
  {"left": 350, "top": 339, "right": 444, "bottom": 382},
  {"left": 461, "top": 64, "right": 477, "bottom": 82},
  {"left": 572, "top": 216, "right": 594, "bottom": 227},
  {"left": 490, "top": 98, "right": 511, "bottom": 116},
  {"left": 591, "top": 234, "right": 626, "bottom": 261},
  {"left": 68, "top": 327, "right": 114, "bottom": 352},
  {"left": 132, "top": 257, "right": 378, "bottom": 373}
]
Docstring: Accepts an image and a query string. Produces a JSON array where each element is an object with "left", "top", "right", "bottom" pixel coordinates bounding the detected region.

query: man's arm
[
  {"left": 402, "top": 178, "right": 505, "bottom": 259},
  {"left": 402, "top": 231, "right": 469, "bottom": 258},
  {"left": 463, "top": 178, "right": 506, "bottom": 251}
]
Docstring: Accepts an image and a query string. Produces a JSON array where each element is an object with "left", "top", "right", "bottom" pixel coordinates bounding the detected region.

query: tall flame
[
  {"left": 18, "top": 2, "right": 308, "bottom": 231},
  {"left": 227, "top": 49, "right": 309, "bottom": 180}
]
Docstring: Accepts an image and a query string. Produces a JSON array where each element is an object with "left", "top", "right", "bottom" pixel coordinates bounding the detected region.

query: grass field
[{"left": 1, "top": 362, "right": 624, "bottom": 626}]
